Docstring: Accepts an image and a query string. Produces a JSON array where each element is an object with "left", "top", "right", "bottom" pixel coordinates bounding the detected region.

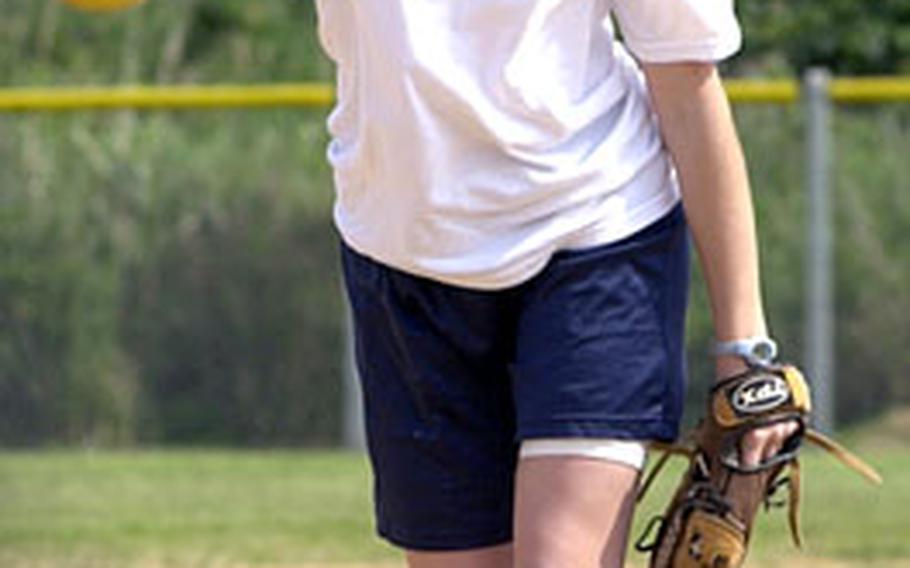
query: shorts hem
[
  {"left": 518, "top": 418, "right": 680, "bottom": 443},
  {"left": 378, "top": 526, "right": 512, "bottom": 552}
]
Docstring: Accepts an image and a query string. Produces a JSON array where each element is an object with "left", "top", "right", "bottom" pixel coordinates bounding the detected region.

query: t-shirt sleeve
[{"left": 612, "top": 0, "right": 742, "bottom": 64}]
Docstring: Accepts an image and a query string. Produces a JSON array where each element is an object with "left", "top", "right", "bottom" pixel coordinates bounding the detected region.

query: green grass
[
  {"left": 0, "top": 447, "right": 906, "bottom": 567},
  {"left": 0, "top": 450, "right": 399, "bottom": 567}
]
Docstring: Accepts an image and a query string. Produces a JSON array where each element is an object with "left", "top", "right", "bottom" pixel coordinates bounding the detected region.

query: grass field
[{"left": 0, "top": 443, "right": 907, "bottom": 567}]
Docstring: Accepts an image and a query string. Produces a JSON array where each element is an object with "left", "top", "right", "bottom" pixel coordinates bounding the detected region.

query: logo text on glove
[{"left": 730, "top": 375, "right": 791, "bottom": 414}]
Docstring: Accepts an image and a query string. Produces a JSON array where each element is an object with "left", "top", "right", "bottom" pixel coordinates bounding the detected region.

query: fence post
[{"left": 804, "top": 68, "right": 835, "bottom": 432}]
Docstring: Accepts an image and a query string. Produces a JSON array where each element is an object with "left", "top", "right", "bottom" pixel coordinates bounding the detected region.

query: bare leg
[
  {"left": 406, "top": 543, "right": 513, "bottom": 568},
  {"left": 514, "top": 456, "right": 640, "bottom": 568}
]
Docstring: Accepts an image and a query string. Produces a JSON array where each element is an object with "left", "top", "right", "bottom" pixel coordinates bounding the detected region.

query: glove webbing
[{"left": 638, "top": 426, "right": 882, "bottom": 549}]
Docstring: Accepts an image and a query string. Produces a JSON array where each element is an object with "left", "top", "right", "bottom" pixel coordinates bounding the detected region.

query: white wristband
[{"left": 711, "top": 336, "right": 778, "bottom": 366}]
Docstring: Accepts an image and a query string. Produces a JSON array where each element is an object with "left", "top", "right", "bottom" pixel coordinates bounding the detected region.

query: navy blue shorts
[{"left": 341, "top": 205, "right": 690, "bottom": 551}]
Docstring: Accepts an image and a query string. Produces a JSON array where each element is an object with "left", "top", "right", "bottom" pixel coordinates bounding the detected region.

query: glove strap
[
  {"left": 805, "top": 429, "right": 883, "bottom": 484},
  {"left": 788, "top": 459, "right": 802, "bottom": 548}
]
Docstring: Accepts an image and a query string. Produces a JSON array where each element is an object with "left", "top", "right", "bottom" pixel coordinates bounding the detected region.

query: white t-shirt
[{"left": 316, "top": 0, "right": 741, "bottom": 289}]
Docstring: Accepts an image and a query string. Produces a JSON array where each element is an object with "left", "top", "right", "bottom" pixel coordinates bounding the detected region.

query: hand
[
  {"left": 739, "top": 420, "right": 800, "bottom": 468},
  {"left": 715, "top": 355, "right": 800, "bottom": 467}
]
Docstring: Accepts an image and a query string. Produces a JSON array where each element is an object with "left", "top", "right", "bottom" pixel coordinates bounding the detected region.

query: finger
[
  {"left": 759, "top": 425, "right": 784, "bottom": 462},
  {"left": 759, "top": 421, "right": 800, "bottom": 462},
  {"left": 740, "top": 430, "right": 768, "bottom": 468},
  {"left": 785, "top": 420, "right": 800, "bottom": 437},
  {"left": 761, "top": 435, "right": 783, "bottom": 462}
]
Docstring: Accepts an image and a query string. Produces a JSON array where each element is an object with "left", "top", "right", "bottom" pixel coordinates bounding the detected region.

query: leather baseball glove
[{"left": 635, "top": 363, "right": 882, "bottom": 568}]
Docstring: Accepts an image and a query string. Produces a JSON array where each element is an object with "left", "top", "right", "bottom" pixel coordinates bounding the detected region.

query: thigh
[
  {"left": 514, "top": 456, "right": 640, "bottom": 568},
  {"left": 341, "top": 242, "right": 520, "bottom": 552},
  {"left": 514, "top": 205, "right": 690, "bottom": 443}
]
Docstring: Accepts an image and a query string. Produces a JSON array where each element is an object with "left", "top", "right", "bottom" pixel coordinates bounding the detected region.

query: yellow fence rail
[
  {"left": 0, "top": 83, "right": 334, "bottom": 112},
  {"left": 725, "top": 79, "right": 800, "bottom": 104},
  {"left": 0, "top": 78, "right": 909, "bottom": 111},
  {"left": 829, "top": 78, "right": 910, "bottom": 103}
]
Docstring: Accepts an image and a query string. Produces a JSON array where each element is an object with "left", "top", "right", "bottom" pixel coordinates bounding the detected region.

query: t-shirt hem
[
  {"left": 335, "top": 190, "right": 682, "bottom": 292},
  {"left": 559, "top": 186, "right": 680, "bottom": 252},
  {"left": 629, "top": 37, "right": 742, "bottom": 64}
]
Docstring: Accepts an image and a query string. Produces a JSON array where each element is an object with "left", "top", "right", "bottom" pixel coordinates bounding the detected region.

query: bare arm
[
  {"left": 643, "top": 62, "right": 792, "bottom": 463},
  {"left": 642, "top": 62, "right": 766, "bottom": 380}
]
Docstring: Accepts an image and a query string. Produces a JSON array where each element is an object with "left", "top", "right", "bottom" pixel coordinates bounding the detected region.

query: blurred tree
[{"left": 738, "top": 0, "right": 910, "bottom": 75}]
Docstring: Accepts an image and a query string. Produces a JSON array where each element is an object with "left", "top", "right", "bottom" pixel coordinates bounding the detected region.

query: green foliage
[
  {"left": 0, "top": 1, "right": 341, "bottom": 446},
  {"left": 0, "top": 107, "right": 343, "bottom": 446},
  {"left": 0, "top": 0, "right": 330, "bottom": 86},
  {"left": 737, "top": 0, "right": 910, "bottom": 75},
  {"left": 831, "top": 109, "right": 910, "bottom": 419},
  {"left": 115, "top": 111, "right": 342, "bottom": 446},
  {"left": 0, "top": 114, "right": 134, "bottom": 445}
]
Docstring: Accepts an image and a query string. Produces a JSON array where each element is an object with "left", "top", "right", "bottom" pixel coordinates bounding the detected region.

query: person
[{"left": 315, "top": 1, "right": 797, "bottom": 566}]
